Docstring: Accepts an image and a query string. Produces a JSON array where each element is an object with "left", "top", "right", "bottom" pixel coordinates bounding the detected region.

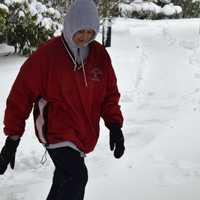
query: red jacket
[{"left": 3, "top": 36, "right": 123, "bottom": 153}]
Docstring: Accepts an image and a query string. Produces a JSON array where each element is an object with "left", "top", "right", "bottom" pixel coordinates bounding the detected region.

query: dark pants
[{"left": 46, "top": 147, "right": 88, "bottom": 200}]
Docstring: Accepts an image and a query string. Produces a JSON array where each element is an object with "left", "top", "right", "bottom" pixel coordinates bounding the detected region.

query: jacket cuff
[{"left": 106, "top": 122, "right": 122, "bottom": 130}]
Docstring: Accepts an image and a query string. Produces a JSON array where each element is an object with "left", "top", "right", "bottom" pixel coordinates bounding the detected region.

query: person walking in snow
[{"left": 0, "top": 0, "right": 125, "bottom": 199}]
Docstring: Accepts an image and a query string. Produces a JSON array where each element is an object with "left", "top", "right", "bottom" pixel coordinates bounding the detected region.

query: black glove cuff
[
  {"left": 5, "top": 137, "right": 20, "bottom": 151},
  {"left": 108, "top": 123, "right": 122, "bottom": 131},
  {"left": 108, "top": 123, "right": 124, "bottom": 142}
]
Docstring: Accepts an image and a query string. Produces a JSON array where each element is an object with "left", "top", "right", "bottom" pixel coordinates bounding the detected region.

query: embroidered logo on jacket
[{"left": 90, "top": 68, "right": 103, "bottom": 81}]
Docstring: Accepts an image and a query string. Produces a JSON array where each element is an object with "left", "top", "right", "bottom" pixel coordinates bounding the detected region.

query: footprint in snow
[{"left": 151, "top": 155, "right": 200, "bottom": 187}]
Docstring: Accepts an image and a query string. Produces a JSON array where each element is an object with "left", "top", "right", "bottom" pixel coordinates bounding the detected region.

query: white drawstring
[
  {"left": 81, "top": 60, "right": 88, "bottom": 87},
  {"left": 74, "top": 52, "right": 77, "bottom": 71},
  {"left": 78, "top": 48, "right": 88, "bottom": 87},
  {"left": 61, "top": 37, "right": 88, "bottom": 87}
]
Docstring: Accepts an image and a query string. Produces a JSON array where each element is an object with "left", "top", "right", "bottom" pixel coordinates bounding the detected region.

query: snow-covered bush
[
  {"left": 40, "top": 0, "right": 67, "bottom": 14},
  {"left": 4, "top": 0, "right": 62, "bottom": 55},
  {"left": 119, "top": 0, "right": 182, "bottom": 19},
  {"left": 0, "top": 3, "right": 9, "bottom": 43}
]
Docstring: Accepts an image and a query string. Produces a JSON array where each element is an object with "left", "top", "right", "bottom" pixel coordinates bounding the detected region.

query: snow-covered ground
[
  {"left": 0, "top": 44, "right": 14, "bottom": 56},
  {"left": 1, "top": 18, "right": 200, "bottom": 199}
]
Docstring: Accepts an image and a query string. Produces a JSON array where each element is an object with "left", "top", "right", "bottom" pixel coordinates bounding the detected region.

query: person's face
[{"left": 72, "top": 29, "right": 95, "bottom": 47}]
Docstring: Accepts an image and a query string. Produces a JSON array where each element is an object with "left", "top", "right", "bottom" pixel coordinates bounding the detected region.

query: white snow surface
[
  {"left": 1, "top": 18, "right": 200, "bottom": 199},
  {"left": 0, "top": 44, "right": 15, "bottom": 56}
]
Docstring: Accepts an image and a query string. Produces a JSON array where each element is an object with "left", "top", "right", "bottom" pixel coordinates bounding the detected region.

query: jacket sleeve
[
  {"left": 101, "top": 51, "right": 123, "bottom": 129},
  {"left": 3, "top": 52, "right": 43, "bottom": 137}
]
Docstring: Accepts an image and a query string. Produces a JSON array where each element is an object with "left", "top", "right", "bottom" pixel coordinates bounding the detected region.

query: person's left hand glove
[
  {"left": 109, "top": 124, "right": 125, "bottom": 159},
  {"left": 0, "top": 137, "right": 20, "bottom": 175}
]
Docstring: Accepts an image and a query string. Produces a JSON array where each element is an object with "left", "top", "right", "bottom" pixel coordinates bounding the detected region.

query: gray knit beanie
[{"left": 63, "top": 0, "right": 100, "bottom": 64}]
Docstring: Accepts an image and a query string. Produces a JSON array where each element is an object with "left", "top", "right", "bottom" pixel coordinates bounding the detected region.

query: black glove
[
  {"left": 109, "top": 124, "right": 125, "bottom": 159},
  {"left": 0, "top": 137, "right": 20, "bottom": 174}
]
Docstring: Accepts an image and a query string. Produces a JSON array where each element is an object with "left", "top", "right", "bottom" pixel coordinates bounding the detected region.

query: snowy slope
[{"left": 1, "top": 18, "right": 200, "bottom": 199}]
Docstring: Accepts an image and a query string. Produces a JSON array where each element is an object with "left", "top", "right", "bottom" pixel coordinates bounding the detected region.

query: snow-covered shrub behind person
[
  {"left": 0, "top": 3, "right": 9, "bottom": 43},
  {"left": 39, "top": 0, "right": 67, "bottom": 14},
  {"left": 119, "top": 0, "right": 182, "bottom": 19},
  {"left": 4, "top": 0, "right": 62, "bottom": 55},
  {"left": 119, "top": 1, "right": 160, "bottom": 19}
]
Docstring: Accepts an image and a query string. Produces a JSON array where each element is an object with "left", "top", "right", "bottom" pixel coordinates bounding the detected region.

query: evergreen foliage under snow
[{"left": 0, "top": 0, "right": 62, "bottom": 55}]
